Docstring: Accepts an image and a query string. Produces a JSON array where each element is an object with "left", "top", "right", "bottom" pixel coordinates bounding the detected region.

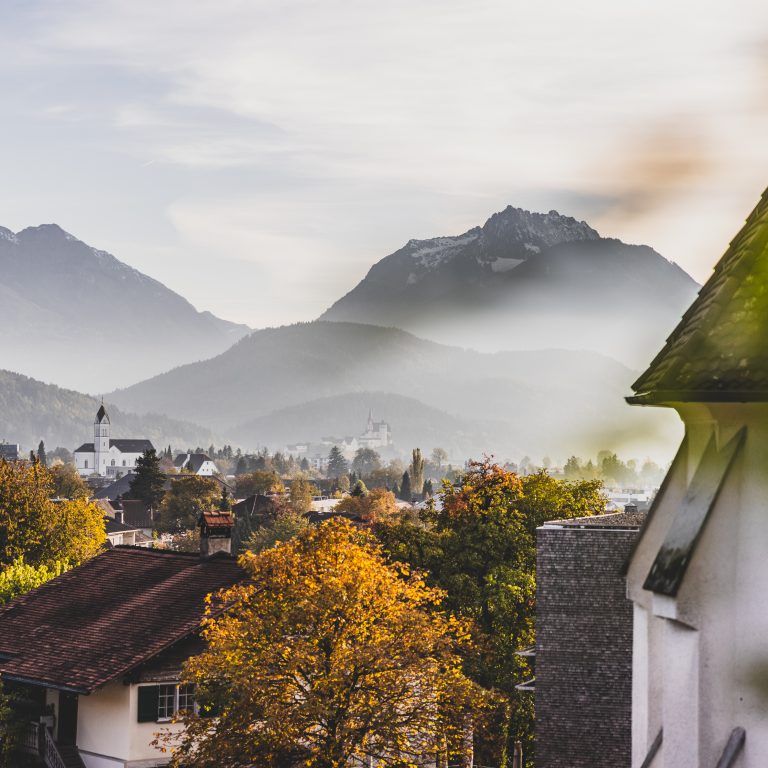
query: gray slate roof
[{"left": 74, "top": 439, "right": 153, "bottom": 454}]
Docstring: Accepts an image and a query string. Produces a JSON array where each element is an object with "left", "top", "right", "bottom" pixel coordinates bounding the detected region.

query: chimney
[{"left": 199, "top": 511, "right": 234, "bottom": 558}]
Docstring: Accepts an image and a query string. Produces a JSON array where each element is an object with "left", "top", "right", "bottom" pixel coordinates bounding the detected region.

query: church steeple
[{"left": 94, "top": 400, "right": 110, "bottom": 468}]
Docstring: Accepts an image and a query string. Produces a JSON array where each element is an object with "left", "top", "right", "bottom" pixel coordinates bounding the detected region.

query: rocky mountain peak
[{"left": 481, "top": 206, "right": 600, "bottom": 252}]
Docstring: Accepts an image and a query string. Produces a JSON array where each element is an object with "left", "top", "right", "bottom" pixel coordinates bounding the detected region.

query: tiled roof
[
  {"left": 0, "top": 548, "right": 245, "bottom": 693},
  {"left": 630, "top": 188, "right": 768, "bottom": 404},
  {"left": 201, "top": 511, "right": 234, "bottom": 527}
]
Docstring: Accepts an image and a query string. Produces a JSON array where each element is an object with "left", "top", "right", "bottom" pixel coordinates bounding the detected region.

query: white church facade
[
  {"left": 74, "top": 404, "right": 154, "bottom": 478},
  {"left": 625, "top": 189, "right": 768, "bottom": 767}
]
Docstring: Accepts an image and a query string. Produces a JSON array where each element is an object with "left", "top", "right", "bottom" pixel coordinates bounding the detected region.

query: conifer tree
[
  {"left": 326, "top": 446, "right": 348, "bottom": 479},
  {"left": 399, "top": 470, "right": 412, "bottom": 502},
  {"left": 37, "top": 441, "right": 47, "bottom": 468},
  {"left": 129, "top": 449, "right": 166, "bottom": 511}
]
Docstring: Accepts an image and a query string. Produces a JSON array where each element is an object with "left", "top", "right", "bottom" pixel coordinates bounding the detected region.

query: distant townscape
[{"left": 4, "top": 192, "right": 762, "bottom": 768}]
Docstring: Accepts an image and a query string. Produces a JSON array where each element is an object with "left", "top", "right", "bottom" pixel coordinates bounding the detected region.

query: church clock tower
[{"left": 94, "top": 402, "right": 110, "bottom": 473}]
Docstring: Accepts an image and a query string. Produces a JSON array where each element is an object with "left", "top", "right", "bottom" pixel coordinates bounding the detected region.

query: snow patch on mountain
[{"left": 408, "top": 233, "right": 479, "bottom": 270}]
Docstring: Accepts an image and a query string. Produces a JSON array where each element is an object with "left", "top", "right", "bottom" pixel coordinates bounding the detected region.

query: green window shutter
[{"left": 137, "top": 685, "right": 159, "bottom": 723}]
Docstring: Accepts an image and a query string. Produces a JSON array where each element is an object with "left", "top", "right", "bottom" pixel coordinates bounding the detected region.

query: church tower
[{"left": 94, "top": 402, "right": 110, "bottom": 474}]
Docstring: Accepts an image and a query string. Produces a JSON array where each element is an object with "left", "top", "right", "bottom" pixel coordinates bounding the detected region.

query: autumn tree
[
  {"left": 375, "top": 459, "right": 607, "bottom": 764},
  {"left": 163, "top": 520, "right": 487, "bottom": 768},
  {"left": 335, "top": 487, "right": 399, "bottom": 523},
  {"left": 157, "top": 476, "right": 221, "bottom": 532},
  {"left": 130, "top": 448, "right": 165, "bottom": 510},
  {"left": 0, "top": 460, "right": 106, "bottom": 569},
  {"left": 235, "top": 470, "right": 283, "bottom": 498},
  {"left": 289, "top": 474, "right": 315, "bottom": 514}
]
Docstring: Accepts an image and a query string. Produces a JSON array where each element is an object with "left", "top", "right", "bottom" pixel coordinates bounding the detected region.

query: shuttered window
[{"left": 137, "top": 685, "right": 159, "bottom": 723}]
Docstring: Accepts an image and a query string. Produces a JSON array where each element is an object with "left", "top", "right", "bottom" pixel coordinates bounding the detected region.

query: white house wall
[
  {"left": 629, "top": 403, "right": 768, "bottom": 767},
  {"left": 77, "top": 680, "right": 181, "bottom": 768}
]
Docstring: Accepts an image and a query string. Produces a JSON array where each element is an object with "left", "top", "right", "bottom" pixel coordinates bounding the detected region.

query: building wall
[
  {"left": 535, "top": 525, "right": 637, "bottom": 768},
  {"left": 628, "top": 403, "right": 768, "bottom": 768},
  {"left": 76, "top": 680, "right": 181, "bottom": 768}
]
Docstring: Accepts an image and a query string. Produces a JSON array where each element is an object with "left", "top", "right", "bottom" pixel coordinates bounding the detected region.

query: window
[
  {"left": 138, "top": 684, "right": 196, "bottom": 723},
  {"left": 122, "top": 460, "right": 126, "bottom": 467},
  {"left": 84, "top": 461, "right": 88, "bottom": 469},
  {"left": 111, "top": 459, "right": 116, "bottom": 466}
]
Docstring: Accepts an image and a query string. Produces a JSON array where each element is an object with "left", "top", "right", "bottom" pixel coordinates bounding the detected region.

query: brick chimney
[{"left": 199, "top": 511, "right": 234, "bottom": 558}]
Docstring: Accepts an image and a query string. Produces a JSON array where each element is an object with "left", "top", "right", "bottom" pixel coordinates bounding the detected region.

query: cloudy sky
[{"left": 3, "top": 0, "right": 768, "bottom": 327}]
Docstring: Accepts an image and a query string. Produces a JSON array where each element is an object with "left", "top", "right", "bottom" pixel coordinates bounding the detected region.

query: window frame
[{"left": 138, "top": 683, "right": 197, "bottom": 723}]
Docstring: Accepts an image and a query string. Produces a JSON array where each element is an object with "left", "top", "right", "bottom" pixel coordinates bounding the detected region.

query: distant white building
[
  {"left": 358, "top": 410, "right": 391, "bottom": 450},
  {"left": 74, "top": 404, "right": 153, "bottom": 478},
  {"left": 173, "top": 452, "right": 219, "bottom": 476}
]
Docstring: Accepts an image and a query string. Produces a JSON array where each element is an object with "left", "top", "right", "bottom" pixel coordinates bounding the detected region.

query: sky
[{"left": 3, "top": 1, "right": 768, "bottom": 327}]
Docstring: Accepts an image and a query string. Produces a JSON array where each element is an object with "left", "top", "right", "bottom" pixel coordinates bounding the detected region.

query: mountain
[
  {"left": 319, "top": 206, "right": 700, "bottom": 366},
  {"left": 109, "top": 322, "right": 683, "bottom": 460},
  {"left": 0, "top": 224, "right": 250, "bottom": 392},
  {"left": 0, "top": 369, "right": 214, "bottom": 453}
]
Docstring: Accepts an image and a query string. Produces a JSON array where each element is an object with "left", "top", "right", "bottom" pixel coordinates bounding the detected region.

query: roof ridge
[{"left": 630, "top": 188, "right": 768, "bottom": 403}]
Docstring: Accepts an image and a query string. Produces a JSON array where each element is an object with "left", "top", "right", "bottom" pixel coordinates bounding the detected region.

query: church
[{"left": 74, "top": 404, "right": 154, "bottom": 478}]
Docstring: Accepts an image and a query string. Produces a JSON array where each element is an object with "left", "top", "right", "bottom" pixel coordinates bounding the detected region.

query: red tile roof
[
  {"left": 201, "top": 511, "right": 234, "bottom": 527},
  {"left": 630, "top": 188, "right": 768, "bottom": 404},
  {"left": 0, "top": 548, "right": 246, "bottom": 693}
]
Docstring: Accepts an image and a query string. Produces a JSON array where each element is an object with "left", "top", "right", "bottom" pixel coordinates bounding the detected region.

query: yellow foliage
[
  {"left": 0, "top": 460, "right": 106, "bottom": 568},
  {"left": 162, "top": 519, "right": 489, "bottom": 768}
]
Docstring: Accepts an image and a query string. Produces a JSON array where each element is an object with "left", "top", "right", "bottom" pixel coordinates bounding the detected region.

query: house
[
  {"left": 0, "top": 443, "right": 20, "bottom": 461},
  {"left": 624, "top": 189, "right": 768, "bottom": 767},
  {"left": 173, "top": 452, "right": 219, "bottom": 476},
  {"left": 74, "top": 405, "right": 154, "bottom": 478},
  {"left": 534, "top": 506, "right": 645, "bottom": 768},
  {"left": 0, "top": 515, "right": 244, "bottom": 768}
]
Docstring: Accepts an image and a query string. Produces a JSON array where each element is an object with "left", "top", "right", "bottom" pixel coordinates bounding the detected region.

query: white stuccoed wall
[{"left": 628, "top": 403, "right": 768, "bottom": 767}]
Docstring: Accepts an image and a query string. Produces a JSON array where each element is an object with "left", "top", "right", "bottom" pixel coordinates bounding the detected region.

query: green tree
[
  {"left": 376, "top": 459, "right": 607, "bottom": 764},
  {"left": 162, "top": 520, "right": 487, "bottom": 768},
  {"left": 326, "top": 445, "right": 348, "bottom": 479},
  {"left": 49, "top": 463, "right": 90, "bottom": 499},
  {"left": 399, "top": 470, "right": 412, "bottom": 502},
  {"left": 350, "top": 479, "right": 368, "bottom": 497},
  {"left": 129, "top": 449, "right": 166, "bottom": 510},
  {"left": 157, "top": 476, "right": 221, "bottom": 532},
  {"left": 246, "top": 508, "right": 312, "bottom": 554},
  {"left": 411, "top": 448, "right": 425, "bottom": 497},
  {"left": 37, "top": 440, "right": 47, "bottom": 467},
  {"left": 0, "top": 557, "right": 69, "bottom": 605},
  {"left": 351, "top": 447, "right": 381, "bottom": 477}
]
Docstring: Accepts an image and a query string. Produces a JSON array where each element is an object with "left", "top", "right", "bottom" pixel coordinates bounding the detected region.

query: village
[{"left": 0, "top": 188, "right": 766, "bottom": 767}]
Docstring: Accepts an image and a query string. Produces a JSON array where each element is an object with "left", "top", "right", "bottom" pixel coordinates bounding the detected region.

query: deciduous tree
[
  {"left": 289, "top": 474, "right": 315, "bottom": 515},
  {"left": 157, "top": 476, "right": 221, "bottom": 532},
  {"left": 163, "top": 520, "right": 488, "bottom": 768},
  {"left": 376, "top": 459, "right": 607, "bottom": 764},
  {"left": 0, "top": 460, "right": 106, "bottom": 569}
]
